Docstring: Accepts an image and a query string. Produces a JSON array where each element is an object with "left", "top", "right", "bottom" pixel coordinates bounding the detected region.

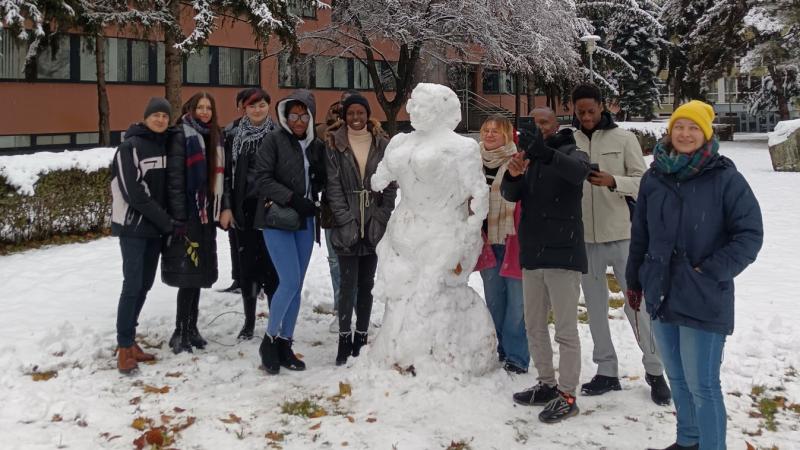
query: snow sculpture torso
[{"left": 369, "top": 83, "right": 496, "bottom": 375}]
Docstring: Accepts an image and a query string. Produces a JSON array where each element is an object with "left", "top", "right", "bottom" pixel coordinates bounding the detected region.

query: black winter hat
[
  {"left": 143, "top": 97, "right": 172, "bottom": 119},
  {"left": 341, "top": 94, "right": 371, "bottom": 118}
]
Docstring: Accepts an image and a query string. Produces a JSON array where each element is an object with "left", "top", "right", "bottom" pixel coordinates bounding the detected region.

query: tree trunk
[
  {"left": 95, "top": 34, "right": 111, "bottom": 146},
  {"left": 383, "top": 105, "right": 401, "bottom": 136},
  {"left": 770, "top": 66, "right": 791, "bottom": 121},
  {"left": 163, "top": 0, "right": 183, "bottom": 121}
]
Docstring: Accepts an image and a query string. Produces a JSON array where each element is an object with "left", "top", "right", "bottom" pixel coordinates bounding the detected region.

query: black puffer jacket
[
  {"left": 110, "top": 123, "right": 185, "bottom": 238},
  {"left": 501, "top": 129, "right": 591, "bottom": 272},
  {"left": 253, "top": 90, "right": 327, "bottom": 233},
  {"left": 325, "top": 124, "right": 397, "bottom": 256}
]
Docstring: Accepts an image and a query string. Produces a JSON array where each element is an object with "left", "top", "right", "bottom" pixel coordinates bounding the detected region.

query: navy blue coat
[{"left": 626, "top": 153, "right": 763, "bottom": 335}]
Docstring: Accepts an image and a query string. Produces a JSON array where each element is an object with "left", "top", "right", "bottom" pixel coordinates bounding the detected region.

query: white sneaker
[{"left": 329, "top": 315, "right": 339, "bottom": 333}]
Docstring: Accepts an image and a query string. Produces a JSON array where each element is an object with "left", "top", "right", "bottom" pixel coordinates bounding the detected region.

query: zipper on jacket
[{"left": 589, "top": 135, "right": 597, "bottom": 243}]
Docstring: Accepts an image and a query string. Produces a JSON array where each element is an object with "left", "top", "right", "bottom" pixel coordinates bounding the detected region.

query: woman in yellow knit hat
[{"left": 625, "top": 100, "right": 764, "bottom": 450}]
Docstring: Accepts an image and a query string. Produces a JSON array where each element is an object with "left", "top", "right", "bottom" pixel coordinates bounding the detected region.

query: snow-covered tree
[
  {"left": 740, "top": 0, "right": 800, "bottom": 120},
  {"left": 301, "top": 0, "right": 589, "bottom": 134},
  {"left": 578, "top": 0, "right": 665, "bottom": 119},
  {"left": 661, "top": 0, "right": 750, "bottom": 109}
]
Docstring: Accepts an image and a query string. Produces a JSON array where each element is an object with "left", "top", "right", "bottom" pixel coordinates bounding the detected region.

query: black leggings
[{"left": 337, "top": 254, "right": 378, "bottom": 333}]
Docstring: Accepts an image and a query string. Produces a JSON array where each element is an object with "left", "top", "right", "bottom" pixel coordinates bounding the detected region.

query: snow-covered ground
[{"left": 1, "top": 135, "right": 798, "bottom": 450}]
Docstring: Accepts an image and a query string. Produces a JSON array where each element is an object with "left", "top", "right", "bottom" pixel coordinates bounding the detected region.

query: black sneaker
[
  {"left": 219, "top": 281, "right": 241, "bottom": 294},
  {"left": 512, "top": 382, "right": 559, "bottom": 406},
  {"left": 581, "top": 374, "right": 621, "bottom": 396},
  {"left": 503, "top": 362, "right": 528, "bottom": 375},
  {"left": 538, "top": 391, "right": 579, "bottom": 423},
  {"left": 645, "top": 373, "right": 672, "bottom": 406}
]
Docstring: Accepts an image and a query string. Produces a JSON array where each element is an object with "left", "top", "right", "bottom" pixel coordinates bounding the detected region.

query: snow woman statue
[{"left": 368, "top": 83, "right": 496, "bottom": 375}]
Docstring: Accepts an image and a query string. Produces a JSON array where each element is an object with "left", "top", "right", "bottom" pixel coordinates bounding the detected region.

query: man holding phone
[{"left": 571, "top": 84, "right": 671, "bottom": 406}]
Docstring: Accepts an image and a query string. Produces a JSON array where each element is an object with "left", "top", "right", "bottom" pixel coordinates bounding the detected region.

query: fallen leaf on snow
[
  {"left": 345, "top": 416, "right": 354, "bottom": 423},
  {"left": 309, "top": 422, "right": 321, "bottom": 430},
  {"left": 129, "top": 396, "right": 141, "bottom": 405},
  {"left": 624, "top": 416, "right": 638, "bottom": 422},
  {"left": 51, "top": 414, "right": 63, "bottom": 422},
  {"left": 76, "top": 418, "right": 88, "bottom": 427},
  {"left": 266, "top": 431, "right": 284, "bottom": 441},
  {"left": 165, "top": 372, "right": 183, "bottom": 378},
  {"left": 31, "top": 371, "right": 58, "bottom": 382},
  {"left": 220, "top": 413, "right": 242, "bottom": 424},
  {"left": 745, "top": 442, "right": 756, "bottom": 450},
  {"left": 339, "top": 382, "right": 352, "bottom": 397},
  {"left": 144, "top": 429, "right": 164, "bottom": 446},
  {"left": 366, "top": 417, "right": 377, "bottom": 423},
  {"left": 173, "top": 407, "right": 186, "bottom": 413},
  {"left": 131, "top": 417, "right": 153, "bottom": 431},
  {"left": 170, "top": 416, "right": 196, "bottom": 433},
  {"left": 142, "top": 384, "right": 170, "bottom": 394},
  {"left": 160, "top": 414, "right": 173, "bottom": 424}
]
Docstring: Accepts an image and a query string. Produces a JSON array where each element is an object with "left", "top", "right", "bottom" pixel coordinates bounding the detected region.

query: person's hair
[
  {"left": 240, "top": 88, "right": 271, "bottom": 108},
  {"left": 480, "top": 115, "right": 515, "bottom": 145},
  {"left": 341, "top": 89, "right": 360, "bottom": 101},
  {"left": 182, "top": 92, "right": 221, "bottom": 195},
  {"left": 571, "top": 83, "right": 603, "bottom": 104},
  {"left": 326, "top": 101, "right": 341, "bottom": 125},
  {"left": 285, "top": 100, "right": 308, "bottom": 116},
  {"left": 235, "top": 88, "right": 251, "bottom": 108}
]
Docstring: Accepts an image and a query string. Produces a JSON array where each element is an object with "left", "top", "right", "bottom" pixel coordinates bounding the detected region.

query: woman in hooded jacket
[
  {"left": 162, "top": 92, "right": 231, "bottom": 354},
  {"left": 626, "top": 100, "right": 763, "bottom": 450},
  {"left": 325, "top": 94, "right": 397, "bottom": 366},
  {"left": 254, "top": 89, "right": 327, "bottom": 374}
]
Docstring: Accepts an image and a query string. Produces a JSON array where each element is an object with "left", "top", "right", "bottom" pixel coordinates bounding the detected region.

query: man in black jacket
[
  {"left": 111, "top": 97, "right": 185, "bottom": 374},
  {"left": 501, "top": 108, "right": 590, "bottom": 423}
]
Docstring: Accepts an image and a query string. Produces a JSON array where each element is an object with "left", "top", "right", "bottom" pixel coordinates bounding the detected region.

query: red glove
[{"left": 626, "top": 289, "right": 643, "bottom": 312}]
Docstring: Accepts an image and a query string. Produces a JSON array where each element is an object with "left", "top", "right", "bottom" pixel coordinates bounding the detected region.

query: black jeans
[
  {"left": 228, "top": 228, "right": 240, "bottom": 282},
  {"left": 236, "top": 228, "right": 278, "bottom": 299},
  {"left": 116, "top": 236, "right": 161, "bottom": 347},
  {"left": 337, "top": 254, "right": 378, "bottom": 333}
]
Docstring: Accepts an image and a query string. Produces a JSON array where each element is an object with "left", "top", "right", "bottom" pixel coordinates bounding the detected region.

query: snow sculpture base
[{"left": 368, "top": 83, "right": 496, "bottom": 376}]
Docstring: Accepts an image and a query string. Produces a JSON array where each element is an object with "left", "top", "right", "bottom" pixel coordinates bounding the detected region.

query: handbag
[
  {"left": 264, "top": 200, "right": 301, "bottom": 231},
  {"left": 474, "top": 231, "right": 497, "bottom": 272},
  {"left": 499, "top": 201, "right": 522, "bottom": 279}
]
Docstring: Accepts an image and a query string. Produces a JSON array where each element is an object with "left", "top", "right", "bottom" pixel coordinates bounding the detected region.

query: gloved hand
[
  {"left": 626, "top": 289, "right": 643, "bottom": 312},
  {"left": 518, "top": 125, "right": 553, "bottom": 162},
  {"left": 171, "top": 219, "right": 188, "bottom": 239},
  {"left": 289, "top": 195, "right": 318, "bottom": 218}
]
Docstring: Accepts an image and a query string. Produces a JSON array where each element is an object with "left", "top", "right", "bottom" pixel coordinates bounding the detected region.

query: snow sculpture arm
[
  {"left": 462, "top": 141, "right": 488, "bottom": 229},
  {"left": 371, "top": 136, "right": 401, "bottom": 192}
]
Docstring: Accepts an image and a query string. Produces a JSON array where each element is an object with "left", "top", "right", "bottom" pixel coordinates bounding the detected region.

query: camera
[{"left": 516, "top": 122, "right": 544, "bottom": 160}]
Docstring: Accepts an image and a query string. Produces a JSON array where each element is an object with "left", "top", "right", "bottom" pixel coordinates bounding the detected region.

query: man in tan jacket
[{"left": 571, "top": 84, "right": 670, "bottom": 406}]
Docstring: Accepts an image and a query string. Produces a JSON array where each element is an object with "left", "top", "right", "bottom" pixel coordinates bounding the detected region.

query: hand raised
[{"left": 507, "top": 152, "right": 530, "bottom": 177}]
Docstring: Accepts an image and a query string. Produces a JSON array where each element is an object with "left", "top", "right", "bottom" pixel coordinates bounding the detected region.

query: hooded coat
[{"left": 253, "top": 89, "right": 327, "bottom": 234}]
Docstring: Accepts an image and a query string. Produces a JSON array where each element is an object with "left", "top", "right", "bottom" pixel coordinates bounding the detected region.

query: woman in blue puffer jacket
[{"left": 626, "top": 100, "right": 763, "bottom": 450}]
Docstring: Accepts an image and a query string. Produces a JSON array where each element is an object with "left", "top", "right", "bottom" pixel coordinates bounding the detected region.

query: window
[
  {"left": 219, "top": 47, "right": 242, "bottom": 85},
  {"left": 288, "top": 0, "right": 316, "bottom": 18},
  {"left": 314, "top": 56, "right": 349, "bottom": 89},
  {"left": 105, "top": 38, "right": 128, "bottom": 82},
  {"left": 0, "top": 135, "right": 31, "bottom": 149},
  {"left": 131, "top": 40, "right": 150, "bottom": 82},
  {"left": 243, "top": 50, "right": 259, "bottom": 85},
  {"left": 35, "top": 134, "right": 71, "bottom": 146},
  {"left": 186, "top": 47, "right": 210, "bottom": 84},
  {"left": 75, "top": 132, "right": 99, "bottom": 145},
  {"left": 79, "top": 36, "right": 98, "bottom": 81},
  {"left": 0, "top": 28, "right": 27, "bottom": 79},
  {"left": 482, "top": 70, "right": 500, "bottom": 93},
  {"left": 354, "top": 60, "right": 373, "bottom": 89},
  {"left": 278, "top": 52, "right": 310, "bottom": 88},
  {"left": 36, "top": 35, "right": 70, "bottom": 80}
]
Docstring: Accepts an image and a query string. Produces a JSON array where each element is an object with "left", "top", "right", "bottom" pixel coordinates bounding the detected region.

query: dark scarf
[
  {"left": 231, "top": 116, "right": 272, "bottom": 181},
  {"left": 181, "top": 113, "right": 223, "bottom": 224},
  {"left": 653, "top": 137, "right": 719, "bottom": 181}
]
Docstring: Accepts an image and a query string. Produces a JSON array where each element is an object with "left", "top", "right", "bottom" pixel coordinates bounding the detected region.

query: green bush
[{"left": 0, "top": 168, "right": 111, "bottom": 244}]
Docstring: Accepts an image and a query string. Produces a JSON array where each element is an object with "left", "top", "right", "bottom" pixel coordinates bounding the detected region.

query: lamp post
[{"left": 580, "top": 35, "right": 600, "bottom": 83}]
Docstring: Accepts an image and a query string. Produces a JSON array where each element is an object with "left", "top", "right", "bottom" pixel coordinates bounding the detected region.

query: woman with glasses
[{"left": 253, "top": 89, "right": 327, "bottom": 374}]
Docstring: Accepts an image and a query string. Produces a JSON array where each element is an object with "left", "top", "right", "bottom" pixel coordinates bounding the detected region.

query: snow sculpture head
[{"left": 407, "top": 83, "right": 462, "bottom": 131}]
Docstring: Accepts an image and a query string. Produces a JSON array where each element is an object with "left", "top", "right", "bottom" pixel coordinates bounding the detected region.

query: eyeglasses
[{"left": 288, "top": 113, "right": 311, "bottom": 123}]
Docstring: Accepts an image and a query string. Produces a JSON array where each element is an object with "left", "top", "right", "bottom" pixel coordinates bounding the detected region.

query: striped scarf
[
  {"left": 480, "top": 141, "right": 518, "bottom": 244},
  {"left": 182, "top": 113, "right": 224, "bottom": 223},
  {"left": 653, "top": 137, "right": 719, "bottom": 181}
]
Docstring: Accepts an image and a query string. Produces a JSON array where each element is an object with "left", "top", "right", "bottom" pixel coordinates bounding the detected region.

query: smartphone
[{"left": 590, "top": 163, "right": 600, "bottom": 172}]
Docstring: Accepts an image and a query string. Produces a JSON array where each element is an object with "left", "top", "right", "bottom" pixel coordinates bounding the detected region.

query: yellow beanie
[{"left": 668, "top": 100, "right": 715, "bottom": 140}]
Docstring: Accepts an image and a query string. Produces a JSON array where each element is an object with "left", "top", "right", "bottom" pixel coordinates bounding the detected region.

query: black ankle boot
[
  {"left": 276, "top": 337, "right": 306, "bottom": 371},
  {"left": 187, "top": 295, "right": 207, "bottom": 349},
  {"left": 646, "top": 443, "right": 699, "bottom": 450},
  {"left": 352, "top": 330, "right": 368, "bottom": 357},
  {"left": 336, "top": 332, "right": 353, "bottom": 366},
  {"left": 169, "top": 323, "right": 193, "bottom": 354},
  {"left": 237, "top": 284, "right": 258, "bottom": 340},
  {"left": 259, "top": 334, "right": 280, "bottom": 374}
]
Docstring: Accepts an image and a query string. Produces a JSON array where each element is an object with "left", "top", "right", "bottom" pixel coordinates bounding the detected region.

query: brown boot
[
  {"left": 117, "top": 346, "right": 138, "bottom": 374},
  {"left": 132, "top": 343, "right": 156, "bottom": 362}
]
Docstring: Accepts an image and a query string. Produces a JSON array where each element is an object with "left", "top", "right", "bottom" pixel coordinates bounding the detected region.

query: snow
[
  {"left": 768, "top": 119, "right": 800, "bottom": 147},
  {"left": 617, "top": 121, "right": 668, "bottom": 139},
  {"left": 1, "top": 136, "right": 799, "bottom": 449},
  {"left": 369, "top": 84, "right": 495, "bottom": 375},
  {"left": 0, "top": 147, "right": 115, "bottom": 195}
]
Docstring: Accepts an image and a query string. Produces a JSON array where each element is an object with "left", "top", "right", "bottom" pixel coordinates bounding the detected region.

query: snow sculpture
[{"left": 369, "top": 83, "right": 496, "bottom": 375}]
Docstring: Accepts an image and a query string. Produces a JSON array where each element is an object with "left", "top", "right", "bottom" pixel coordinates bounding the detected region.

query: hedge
[{"left": 0, "top": 168, "right": 111, "bottom": 244}]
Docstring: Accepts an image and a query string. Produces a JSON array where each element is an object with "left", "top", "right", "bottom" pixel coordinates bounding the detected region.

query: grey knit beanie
[{"left": 143, "top": 97, "right": 172, "bottom": 119}]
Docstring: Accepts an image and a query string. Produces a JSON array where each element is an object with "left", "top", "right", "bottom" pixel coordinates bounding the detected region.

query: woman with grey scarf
[{"left": 225, "top": 88, "right": 279, "bottom": 340}]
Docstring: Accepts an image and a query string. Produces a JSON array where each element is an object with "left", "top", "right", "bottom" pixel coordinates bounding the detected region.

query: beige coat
[{"left": 575, "top": 126, "right": 646, "bottom": 244}]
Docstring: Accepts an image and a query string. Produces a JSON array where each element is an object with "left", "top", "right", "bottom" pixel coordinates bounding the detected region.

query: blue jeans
[
  {"left": 653, "top": 319, "right": 727, "bottom": 450},
  {"left": 263, "top": 218, "right": 315, "bottom": 338},
  {"left": 324, "top": 228, "right": 341, "bottom": 311},
  {"left": 480, "top": 244, "right": 530, "bottom": 369}
]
